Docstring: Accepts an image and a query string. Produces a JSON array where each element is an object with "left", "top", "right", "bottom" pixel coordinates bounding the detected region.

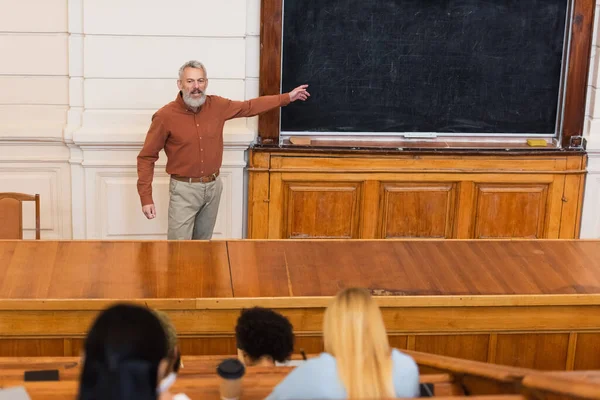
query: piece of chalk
[{"left": 526, "top": 139, "right": 547, "bottom": 147}]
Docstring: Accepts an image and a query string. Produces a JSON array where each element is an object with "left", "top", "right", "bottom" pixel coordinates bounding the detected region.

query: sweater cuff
[
  {"left": 140, "top": 195, "right": 154, "bottom": 206},
  {"left": 280, "top": 93, "right": 291, "bottom": 106}
]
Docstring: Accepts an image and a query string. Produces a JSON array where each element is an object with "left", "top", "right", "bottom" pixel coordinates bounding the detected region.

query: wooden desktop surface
[
  {"left": 1, "top": 239, "right": 600, "bottom": 369},
  {"left": 1, "top": 240, "right": 600, "bottom": 300}
]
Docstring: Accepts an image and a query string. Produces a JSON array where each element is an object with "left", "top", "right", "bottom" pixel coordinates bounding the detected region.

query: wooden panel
[
  {"left": 178, "top": 337, "right": 237, "bottom": 356},
  {"left": 178, "top": 335, "right": 325, "bottom": 357},
  {"left": 0, "top": 339, "right": 64, "bottom": 357},
  {"left": 573, "top": 333, "right": 600, "bottom": 370},
  {"left": 389, "top": 335, "right": 409, "bottom": 350},
  {"left": 228, "top": 240, "right": 600, "bottom": 296},
  {"left": 294, "top": 336, "right": 324, "bottom": 354},
  {"left": 560, "top": 156, "right": 587, "bottom": 238},
  {"left": 282, "top": 181, "right": 362, "bottom": 239},
  {"left": 0, "top": 241, "right": 232, "bottom": 299},
  {"left": 247, "top": 153, "right": 271, "bottom": 239},
  {"left": 258, "top": 0, "right": 283, "bottom": 144},
  {"left": 378, "top": 182, "right": 457, "bottom": 238},
  {"left": 472, "top": 183, "right": 549, "bottom": 238},
  {"left": 268, "top": 154, "right": 576, "bottom": 172},
  {"left": 562, "top": 0, "right": 596, "bottom": 147},
  {"left": 495, "top": 334, "right": 570, "bottom": 370},
  {"left": 67, "top": 338, "right": 85, "bottom": 357},
  {"left": 414, "top": 335, "right": 490, "bottom": 362}
]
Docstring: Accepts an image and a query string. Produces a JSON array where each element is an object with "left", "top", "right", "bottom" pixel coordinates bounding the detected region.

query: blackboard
[{"left": 280, "top": 0, "right": 569, "bottom": 136}]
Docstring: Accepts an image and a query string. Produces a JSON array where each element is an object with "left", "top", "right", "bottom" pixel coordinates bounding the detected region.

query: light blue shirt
[{"left": 266, "top": 349, "right": 420, "bottom": 400}]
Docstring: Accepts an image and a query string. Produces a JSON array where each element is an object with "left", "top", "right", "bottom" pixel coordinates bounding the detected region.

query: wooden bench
[
  {"left": 0, "top": 355, "right": 458, "bottom": 396},
  {"left": 0, "top": 378, "right": 528, "bottom": 400},
  {"left": 3, "top": 352, "right": 598, "bottom": 399}
]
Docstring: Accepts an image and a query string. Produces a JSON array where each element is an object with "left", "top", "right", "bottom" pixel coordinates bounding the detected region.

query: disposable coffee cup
[{"left": 216, "top": 358, "right": 245, "bottom": 400}]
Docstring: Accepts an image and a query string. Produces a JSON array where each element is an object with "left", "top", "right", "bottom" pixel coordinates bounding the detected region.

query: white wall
[
  {"left": 581, "top": 2, "right": 600, "bottom": 238},
  {"left": 0, "top": 0, "right": 72, "bottom": 239},
  {"left": 0, "top": 0, "right": 261, "bottom": 239},
  {"left": 1, "top": 0, "right": 599, "bottom": 239}
]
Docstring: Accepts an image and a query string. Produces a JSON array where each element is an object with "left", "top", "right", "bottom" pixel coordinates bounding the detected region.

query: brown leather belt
[{"left": 171, "top": 171, "right": 219, "bottom": 183}]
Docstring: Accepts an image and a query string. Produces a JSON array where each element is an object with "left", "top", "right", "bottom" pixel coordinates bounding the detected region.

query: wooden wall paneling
[
  {"left": 414, "top": 334, "right": 490, "bottom": 362},
  {"left": 247, "top": 152, "right": 271, "bottom": 239},
  {"left": 377, "top": 182, "right": 458, "bottom": 238},
  {"left": 545, "top": 174, "right": 570, "bottom": 238},
  {"left": 566, "top": 332, "right": 578, "bottom": 370},
  {"left": 0, "top": 339, "right": 65, "bottom": 357},
  {"left": 281, "top": 178, "right": 363, "bottom": 239},
  {"left": 560, "top": 155, "right": 587, "bottom": 238},
  {"left": 471, "top": 182, "right": 551, "bottom": 239},
  {"left": 267, "top": 172, "right": 284, "bottom": 238},
  {"left": 494, "top": 333, "right": 570, "bottom": 370},
  {"left": 178, "top": 336, "right": 237, "bottom": 356},
  {"left": 293, "top": 335, "right": 325, "bottom": 354},
  {"left": 359, "top": 180, "right": 381, "bottom": 238},
  {"left": 65, "top": 338, "right": 85, "bottom": 357},
  {"left": 573, "top": 332, "right": 600, "bottom": 370},
  {"left": 455, "top": 181, "right": 476, "bottom": 238},
  {"left": 388, "top": 335, "right": 409, "bottom": 350}
]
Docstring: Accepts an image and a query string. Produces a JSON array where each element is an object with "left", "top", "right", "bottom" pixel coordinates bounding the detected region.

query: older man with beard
[{"left": 137, "top": 60, "right": 309, "bottom": 240}]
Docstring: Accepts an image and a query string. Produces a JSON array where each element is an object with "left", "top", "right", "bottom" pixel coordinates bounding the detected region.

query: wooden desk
[
  {"left": 0, "top": 240, "right": 599, "bottom": 371},
  {"left": 247, "top": 149, "right": 586, "bottom": 240}
]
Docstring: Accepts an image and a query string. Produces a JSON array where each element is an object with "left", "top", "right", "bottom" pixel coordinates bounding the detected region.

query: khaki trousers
[{"left": 167, "top": 177, "right": 223, "bottom": 240}]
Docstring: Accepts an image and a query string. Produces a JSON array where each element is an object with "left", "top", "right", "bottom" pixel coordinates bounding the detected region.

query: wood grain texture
[
  {"left": 0, "top": 241, "right": 232, "bottom": 299},
  {"left": 247, "top": 152, "right": 271, "bottom": 239},
  {"left": 414, "top": 335, "right": 490, "bottom": 362},
  {"left": 378, "top": 182, "right": 457, "bottom": 238},
  {"left": 283, "top": 181, "right": 363, "bottom": 238},
  {"left": 258, "top": 0, "right": 283, "bottom": 144},
  {"left": 472, "top": 184, "right": 549, "bottom": 239},
  {"left": 562, "top": 0, "right": 596, "bottom": 148},
  {"left": 573, "top": 333, "right": 600, "bottom": 370},
  {"left": 249, "top": 153, "right": 586, "bottom": 240},
  {"left": 0, "top": 339, "right": 65, "bottom": 357},
  {"left": 522, "top": 372, "right": 600, "bottom": 400},
  {"left": 494, "top": 333, "right": 570, "bottom": 370},
  {"left": 1, "top": 239, "right": 600, "bottom": 368},
  {"left": 228, "top": 240, "right": 600, "bottom": 296}
]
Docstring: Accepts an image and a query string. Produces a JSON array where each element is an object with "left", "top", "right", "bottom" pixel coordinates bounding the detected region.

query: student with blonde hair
[{"left": 266, "top": 288, "right": 419, "bottom": 399}]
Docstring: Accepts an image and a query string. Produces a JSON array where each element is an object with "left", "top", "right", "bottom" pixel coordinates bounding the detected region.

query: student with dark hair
[
  {"left": 78, "top": 303, "right": 175, "bottom": 400},
  {"left": 235, "top": 307, "right": 295, "bottom": 367}
]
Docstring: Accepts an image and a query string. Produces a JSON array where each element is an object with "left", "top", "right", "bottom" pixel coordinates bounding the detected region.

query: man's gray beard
[{"left": 183, "top": 92, "right": 206, "bottom": 108}]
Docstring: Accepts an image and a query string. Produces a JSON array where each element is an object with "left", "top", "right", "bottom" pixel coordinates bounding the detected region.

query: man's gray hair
[{"left": 178, "top": 60, "right": 207, "bottom": 79}]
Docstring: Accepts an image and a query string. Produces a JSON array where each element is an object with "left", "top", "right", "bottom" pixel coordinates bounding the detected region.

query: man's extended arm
[
  {"left": 222, "top": 85, "right": 310, "bottom": 119},
  {"left": 137, "top": 113, "right": 168, "bottom": 208}
]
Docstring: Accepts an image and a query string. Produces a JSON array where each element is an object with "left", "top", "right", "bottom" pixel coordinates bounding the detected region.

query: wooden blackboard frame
[{"left": 258, "top": 0, "right": 595, "bottom": 149}]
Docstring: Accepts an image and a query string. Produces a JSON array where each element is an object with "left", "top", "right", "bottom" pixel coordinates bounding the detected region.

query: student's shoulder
[
  {"left": 291, "top": 352, "right": 336, "bottom": 374},
  {"left": 391, "top": 348, "right": 419, "bottom": 370}
]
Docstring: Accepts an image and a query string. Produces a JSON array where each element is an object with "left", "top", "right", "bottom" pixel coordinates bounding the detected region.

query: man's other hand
[
  {"left": 142, "top": 204, "right": 156, "bottom": 219},
  {"left": 289, "top": 84, "right": 310, "bottom": 102}
]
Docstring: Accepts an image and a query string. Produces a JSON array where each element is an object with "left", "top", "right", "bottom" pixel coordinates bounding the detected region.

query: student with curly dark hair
[{"left": 235, "top": 307, "right": 295, "bottom": 367}]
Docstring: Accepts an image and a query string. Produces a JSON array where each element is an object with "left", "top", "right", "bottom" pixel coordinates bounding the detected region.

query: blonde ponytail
[{"left": 323, "top": 288, "right": 394, "bottom": 398}]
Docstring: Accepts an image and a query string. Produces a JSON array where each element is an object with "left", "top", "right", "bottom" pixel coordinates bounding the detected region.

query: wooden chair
[{"left": 0, "top": 193, "right": 40, "bottom": 240}]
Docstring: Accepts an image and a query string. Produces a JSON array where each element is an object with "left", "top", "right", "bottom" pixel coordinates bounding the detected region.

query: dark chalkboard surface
[{"left": 280, "top": 0, "right": 569, "bottom": 135}]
